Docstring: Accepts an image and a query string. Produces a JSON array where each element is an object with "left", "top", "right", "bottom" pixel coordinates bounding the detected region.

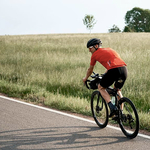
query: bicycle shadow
[{"left": 0, "top": 125, "right": 138, "bottom": 150}]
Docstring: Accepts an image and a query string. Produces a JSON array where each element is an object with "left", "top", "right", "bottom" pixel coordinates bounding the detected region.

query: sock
[{"left": 108, "top": 102, "right": 115, "bottom": 110}]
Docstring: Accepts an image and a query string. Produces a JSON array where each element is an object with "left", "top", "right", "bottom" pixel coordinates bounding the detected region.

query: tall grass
[{"left": 0, "top": 33, "right": 150, "bottom": 131}]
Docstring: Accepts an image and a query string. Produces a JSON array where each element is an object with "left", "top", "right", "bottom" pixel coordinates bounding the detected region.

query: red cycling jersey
[{"left": 90, "top": 48, "right": 127, "bottom": 70}]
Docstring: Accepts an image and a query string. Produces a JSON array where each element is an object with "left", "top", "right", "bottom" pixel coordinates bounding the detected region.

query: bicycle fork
[{"left": 96, "top": 93, "right": 103, "bottom": 113}]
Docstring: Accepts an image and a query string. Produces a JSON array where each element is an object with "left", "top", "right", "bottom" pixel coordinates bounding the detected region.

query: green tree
[
  {"left": 123, "top": 26, "right": 133, "bottom": 32},
  {"left": 83, "top": 15, "right": 96, "bottom": 33},
  {"left": 125, "top": 7, "right": 150, "bottom": 32},
  {"left": 108, "top": 24, "right": 121, "bottom": 33}
]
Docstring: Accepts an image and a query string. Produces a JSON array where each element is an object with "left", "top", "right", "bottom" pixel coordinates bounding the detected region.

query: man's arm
[{"left": 83, "top": 65, "right": 94, "bottom": 83}]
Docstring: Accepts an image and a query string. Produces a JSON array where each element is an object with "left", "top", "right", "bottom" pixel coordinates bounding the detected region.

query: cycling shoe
[{"left": 109, "top": 107, "right": 117, "bottom": 118}]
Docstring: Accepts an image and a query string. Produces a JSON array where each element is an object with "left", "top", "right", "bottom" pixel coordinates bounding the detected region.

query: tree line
[{"left": 83, "top": 7, "right": 150, "bottom": 33}]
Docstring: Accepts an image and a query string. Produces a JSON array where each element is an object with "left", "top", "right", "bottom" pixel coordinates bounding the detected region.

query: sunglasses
[{"left": 89, "top": 46, "right": 93, "bottom": 49}]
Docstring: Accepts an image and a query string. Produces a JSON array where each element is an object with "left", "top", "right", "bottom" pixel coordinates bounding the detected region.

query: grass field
[{"left": 0, "top": 33, "right": 150, "bottom": 131}]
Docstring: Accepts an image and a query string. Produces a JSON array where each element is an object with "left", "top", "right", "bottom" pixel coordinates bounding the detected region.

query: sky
[{"left": 0, "top": 0, "right": 150, "bottom": 35}]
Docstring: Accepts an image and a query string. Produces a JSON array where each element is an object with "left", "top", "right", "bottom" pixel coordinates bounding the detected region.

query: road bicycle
[{"left": 85, "top": 72, "right": 139, "bottom": 139}]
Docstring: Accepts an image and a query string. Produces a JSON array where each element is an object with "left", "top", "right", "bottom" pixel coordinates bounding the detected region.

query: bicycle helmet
[{"left": 87, "top": 38, "right": 102, "bottom": 48}]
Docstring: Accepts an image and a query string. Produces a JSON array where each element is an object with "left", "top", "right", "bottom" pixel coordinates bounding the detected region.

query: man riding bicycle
[{"left": 83, "top": 38, "right": 127, "bottom": 117}]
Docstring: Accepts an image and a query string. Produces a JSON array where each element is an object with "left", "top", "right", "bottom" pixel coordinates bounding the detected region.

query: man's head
[{"left": 87, "top": 38, "right": 102, "bottom": 52}]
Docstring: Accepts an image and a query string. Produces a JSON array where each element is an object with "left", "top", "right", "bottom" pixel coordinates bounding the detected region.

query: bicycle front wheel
[
  {"left": 118, "top": 97, "right": 139, "bottom": 139},
  {"left": 91, "top": 91, "right": 109, "bottom": 128}
]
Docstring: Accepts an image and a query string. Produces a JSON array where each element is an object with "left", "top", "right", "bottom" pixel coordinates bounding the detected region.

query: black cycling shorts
[{"left": 99, "top": 66, "right": 127, "bottom": 89}]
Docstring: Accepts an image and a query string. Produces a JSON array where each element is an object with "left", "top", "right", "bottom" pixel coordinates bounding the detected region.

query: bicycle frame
[{"left": 106, "top": 87, "right": 121, "bottom": 106}]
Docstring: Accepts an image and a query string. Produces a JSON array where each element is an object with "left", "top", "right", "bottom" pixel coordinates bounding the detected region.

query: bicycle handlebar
[
  {"left": 91, "top": 73, "right": 100, "bottom": 78},
  {"left": 85, "top": 80, "right": 91, "bottom": 89},
  {"left": 85, "top": 72, "right": 102, "bottom": 90}
]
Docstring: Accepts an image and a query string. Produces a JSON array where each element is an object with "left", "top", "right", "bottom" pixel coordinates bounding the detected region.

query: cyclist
[{"left": 83, "top": 38, "right": 127, "bottom": 117}]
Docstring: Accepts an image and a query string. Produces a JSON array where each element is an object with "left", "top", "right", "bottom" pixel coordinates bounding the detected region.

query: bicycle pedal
[{"left": 112, "top": 115, "right": 118, "bottom": 121}]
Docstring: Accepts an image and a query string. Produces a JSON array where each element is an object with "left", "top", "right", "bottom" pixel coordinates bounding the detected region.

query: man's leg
[
  {"left": 98, "top": 84, "right": 111, "bottom": 103},
  {"left": 98, "top": 84, "right": 117, "bottom": 117},
  {"left": 117, "top": 89, "right": 124, "bottom": 110},
  {"left": 114, "top": 84, "right": 124, "bottom": 110},
  {"left": 116, "top": 89, "right": 123, "bottom": 99}
]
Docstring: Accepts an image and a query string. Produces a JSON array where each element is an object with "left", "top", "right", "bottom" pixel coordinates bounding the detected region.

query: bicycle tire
[
  {"left": 91, "top": 91, "right": 109, "bottom": 128},
  {"left": 118, "top": 97, "right": 139, "bottom": 139}
]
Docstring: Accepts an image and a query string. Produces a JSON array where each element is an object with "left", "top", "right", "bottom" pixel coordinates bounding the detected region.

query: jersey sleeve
[{"left": 90, "top": 55, "right": 96, "bottom": 66}]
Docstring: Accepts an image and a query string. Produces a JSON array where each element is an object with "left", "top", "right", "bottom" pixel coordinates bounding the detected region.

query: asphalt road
[{"left": 0, "top": 96, "right": 150, "bottom": 150}]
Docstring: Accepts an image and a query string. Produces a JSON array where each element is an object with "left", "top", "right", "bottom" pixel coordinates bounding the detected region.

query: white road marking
[{"left": 0, "top": 95, "right": 150, "bottom": 140}]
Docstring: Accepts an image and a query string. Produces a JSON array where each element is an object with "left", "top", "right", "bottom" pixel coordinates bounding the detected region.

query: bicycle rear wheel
[
  {"left": 91, "top": 91, "right": 108, "bottom": 128},
  {"left": 118, "top": 97, "right": 139, "bottom": 139}
]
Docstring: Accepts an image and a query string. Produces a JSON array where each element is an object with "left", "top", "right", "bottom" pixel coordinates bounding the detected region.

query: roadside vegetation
[{"left": 0, "top": 33, "right": 149, "bottom": 131}]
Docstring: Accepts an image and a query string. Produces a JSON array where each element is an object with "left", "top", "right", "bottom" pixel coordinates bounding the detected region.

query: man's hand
[{"left": 82, "top": 77, "right": 87, "bottom": 84}]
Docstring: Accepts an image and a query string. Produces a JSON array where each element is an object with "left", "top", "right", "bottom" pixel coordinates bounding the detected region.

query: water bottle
[{"left": 111, "top": 96, "right": 115, "bottom": 105}]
